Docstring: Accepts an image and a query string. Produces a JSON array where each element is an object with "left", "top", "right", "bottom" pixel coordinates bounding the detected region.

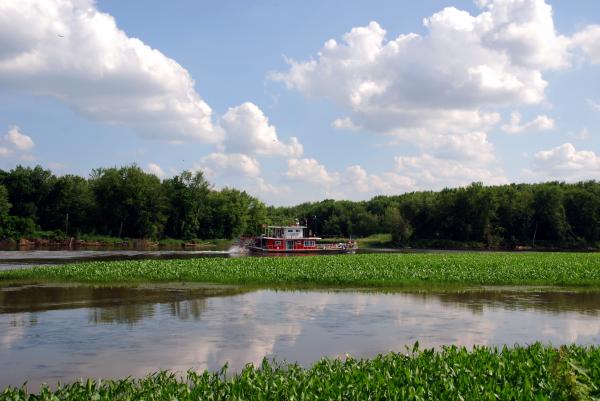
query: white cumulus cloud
[
  {"left": 271, "top": 0, "right": 575, "bottom": 173},
  {"left": 283, "top": 158, "right": 417, "bottom": 200},
  {"left": 4, "top": 126, "right": 34, "bottom": 151},
  {"left": 272, "top": 0, "right": 568, "bottom": 137},
  {"left": 0, "top": 0, "right": 218, "bottom": 142},
  {"left": 530, "top": 143, "right": 600, "bottom": 181},
  {"left": 571, "top": 25, "right": 600, "bottom": 64},
  {"left": 281, "top": 153, "right": 507, "bottom": 201},
  {"left": 339, "top": 165, "right": 414, "bottom": 195},
  {"left": 146, "top": 162, "right": 166, "bottom": 178},
  {"left": 501, "top": 111, "right": 555, "bottom": 134},
  {"left": 270, "top": 0, "right": 600, "bottom": 197},
  {"left": 220, "top": 102, "right": 303, "bottom": 157},
  {"left": 428, "top": 132, "right": 496, "bottom": 163},
  {"left": 332, "top": 117, "right": 362, "bottom": 132},
  {"left": 284, "top": 158, "right": 338, "bottom": 186},
  {"left": 394, "top": 154, "right": 508, "bottom": 189},
  {"left": 196, "top": 153, "right": 261, "bottom": 179}
]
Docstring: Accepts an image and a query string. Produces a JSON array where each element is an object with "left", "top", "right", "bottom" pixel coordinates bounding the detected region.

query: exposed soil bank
[{"left": 0, "top": 238, "right": 235, "bottom": 251}]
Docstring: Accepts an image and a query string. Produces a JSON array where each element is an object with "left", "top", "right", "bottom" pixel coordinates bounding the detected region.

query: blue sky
[{"left": 0, "top": 0, "right": 599, "bottom": 205}]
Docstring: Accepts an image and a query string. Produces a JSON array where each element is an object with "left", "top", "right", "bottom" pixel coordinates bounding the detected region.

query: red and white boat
[{"left": 248, "top": 223, "right": 357, "bottom": 254}]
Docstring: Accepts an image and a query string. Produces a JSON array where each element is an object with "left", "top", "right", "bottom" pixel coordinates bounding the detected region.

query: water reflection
[
  {"left": 2, "top": 286, "right": 600, "bottom": 390},
  {"left": 0, "top": 285, "right": 234, "bottom": 327},
  {"left": 87, "top": 299, "right": 208, "bottom": 324},
  {"left": 435, "top": 289, "right": 600, "bottom": 315}
]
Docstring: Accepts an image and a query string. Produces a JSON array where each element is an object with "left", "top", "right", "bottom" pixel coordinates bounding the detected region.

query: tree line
[
  {"left": 1, "top": 165, "right": 600, "bottom": 247},
  {"left": 269, "top": 181, "right": 600, "bottom": 248},
  {"left": 0, "top": 165, "right": 267, "bottom": 240}
]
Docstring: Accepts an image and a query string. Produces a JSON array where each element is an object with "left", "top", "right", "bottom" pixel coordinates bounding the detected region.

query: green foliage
[
  {"left": 90, "top": 165, "right": 167, "bottom": 238},
  {"left": 272, "top": 181, "right": 600, "bottom": 249},
  {"left": 204, "top": 188, "right": 252, "bottom": 238},
  {"left": 551, "top": 345, "right": 598, "bottom": 400},
  {"left": 0, "top": 165, "right": 54, "bottom": 232},
  {"left": 3, "top": 344, "right": 600, "bottom": 400},
  {"left": 0, "top": 165, "right": 266, "bottom": 240},
  {"left": 4, "top": 252, "right": 600, "bottom": 287},
  {"left": 532, "top": 185, "right": 569, "bottom": 242},
  {"left": 1, "top": 164, "right": 600, "bottom": 248},
  {"left": 4, "top": 216, "right": 36, "bottom": 237},
  {"left": 384, "top": 206, "right": 413, "bottom": 244},
  {"left": 43, "top": 175, "right": 95, "bottom": 235},
  {"left": 356, "top": 233, "right": 394, "bottom": 248},
  {"left": 0, "top": 184, "right": 10, "bottom": 237},
  {"left": 162, "top": 171, "right": 210, "bottom": 239},
  {"left": 245, "top": 197, "right": 268, "bottom": 236}
]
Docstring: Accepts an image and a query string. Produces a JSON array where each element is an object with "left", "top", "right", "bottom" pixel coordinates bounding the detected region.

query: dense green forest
[
  {"left": 0, "top": 165, "right": 267, "bottom": 241},
  {"left": 273, "top": 181, "right": 600, "bottom": 248},
  {"left": 1, "top": 165, "right": 600, "bottom": 248}
]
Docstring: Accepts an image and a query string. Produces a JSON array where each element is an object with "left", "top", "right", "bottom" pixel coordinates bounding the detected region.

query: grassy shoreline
[
  {"left": 3, "top": 252, "right": 600, "bottom": 287},
  {"left": 2, "top": 343, "right": 599, "bottom": 400}
]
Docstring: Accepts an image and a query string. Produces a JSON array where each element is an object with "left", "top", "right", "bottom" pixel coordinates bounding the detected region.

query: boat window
[
  {"left": 275, "top": 240, "right": 281, "bottom": 245},
  {"left": 304, "top": 240, "right": 314, "bottom": 247}
]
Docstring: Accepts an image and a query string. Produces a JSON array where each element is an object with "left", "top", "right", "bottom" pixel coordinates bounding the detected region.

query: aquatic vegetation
[
  {"left": 1, "top": 343, "right": 599, "bottom": 400},
  {"left": 3, "top": 252, "right": 600, "bottom": 287}
]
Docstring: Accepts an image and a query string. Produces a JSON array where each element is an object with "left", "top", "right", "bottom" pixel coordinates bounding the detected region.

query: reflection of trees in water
[
  {"left": 0, "top": 286, "right": 100, "bottom": 313},
  {"left": 360, "top": 290, "right": 600, "bottom": 316},
  {"left": 431, "top": 291, "right": 600, "bottom": 316},
  {"left": 5, "top": 312, "right": 39, "bottom": 328},
  {"left": 1, "top": 285, "right": 231, "bottom": 317},
  {"left": 165, "top": 299, "right": 207, "bottom": 320},
  {"left": 1, "top": 286, "right": 135, "bottom": 313},
  {"left": 88, "top": 303, "right": 157, "bottom": 325},
  {"left": 88, "top": 299, "right": 207, "bottom": 324}
]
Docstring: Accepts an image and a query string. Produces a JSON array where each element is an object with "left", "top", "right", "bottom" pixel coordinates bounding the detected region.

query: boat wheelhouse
[{"left": 248, "top": 224, "right": 357, "bottom": 253}]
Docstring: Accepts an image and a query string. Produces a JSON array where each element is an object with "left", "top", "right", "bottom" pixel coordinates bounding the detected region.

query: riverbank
[
  {"left": 2, "top": 343, "right": 598, "bottom": 399},
  {"left": 356, "top": 233, "right": 600, "bottom": 251},
  {"left": 0, "top": 236, "right": 235, "bottom": 251},
  {"left": 3, "top": 232, "right": 598, "bottom": 252},
  {"left": 3, "top": 252, "right": 600, "bottom": 287}
]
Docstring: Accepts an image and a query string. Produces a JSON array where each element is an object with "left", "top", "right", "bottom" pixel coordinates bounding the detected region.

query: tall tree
[
  {"left": 384, "top": 206, "right": 413, "bottom": 244},
  {"left": 0, "top": 184, "right": 11, "bottom": 237},
  {"left": 563, "top": 182, "right": 600, "bottom": 242},
  {"left": 531, "top": 184, "right": 568, "bottom": 242},
  {"left": 162, "top": 171, "right": 211, "bottom": 239},
  {"left": 90, "top": 166, "right": 166, "bottom": 238},
  {"left": 205, "top": 188, "right": 253, "bottom": 239},
  {"left": 42, "top": 175, "right": 95, "bottom": 235},
  {"left": 0, "top": 165, "right": 55, "bottom": 229}
]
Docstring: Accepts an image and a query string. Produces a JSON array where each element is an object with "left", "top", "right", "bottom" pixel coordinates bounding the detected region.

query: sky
[{"left": 0, "top": 0, "right": 599, "bottom": 205}]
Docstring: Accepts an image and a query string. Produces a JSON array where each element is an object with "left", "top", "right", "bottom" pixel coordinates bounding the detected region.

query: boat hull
[{"left": 248, "top": 246, "right": 355, "bottom": 254}]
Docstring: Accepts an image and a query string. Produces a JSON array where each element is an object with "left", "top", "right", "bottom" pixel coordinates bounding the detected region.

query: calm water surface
[
  {"left": 1, "top": 285, "right": 600, "bottom": 389},
  {"left": 0, "top": 250, "right": 234, "bottom": 270},
  {"left": 0, "top": 247, "right": 470, "bottom": 270}
]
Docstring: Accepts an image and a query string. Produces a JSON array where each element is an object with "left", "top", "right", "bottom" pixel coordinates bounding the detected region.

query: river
[{"left": 1, "top": 284, "right": 599, "bottom": 390}]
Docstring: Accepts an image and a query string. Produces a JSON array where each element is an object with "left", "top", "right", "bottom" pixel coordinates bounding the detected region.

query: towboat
[{"left": 248, "top": 224, "right": 357, "bottom": 254}]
